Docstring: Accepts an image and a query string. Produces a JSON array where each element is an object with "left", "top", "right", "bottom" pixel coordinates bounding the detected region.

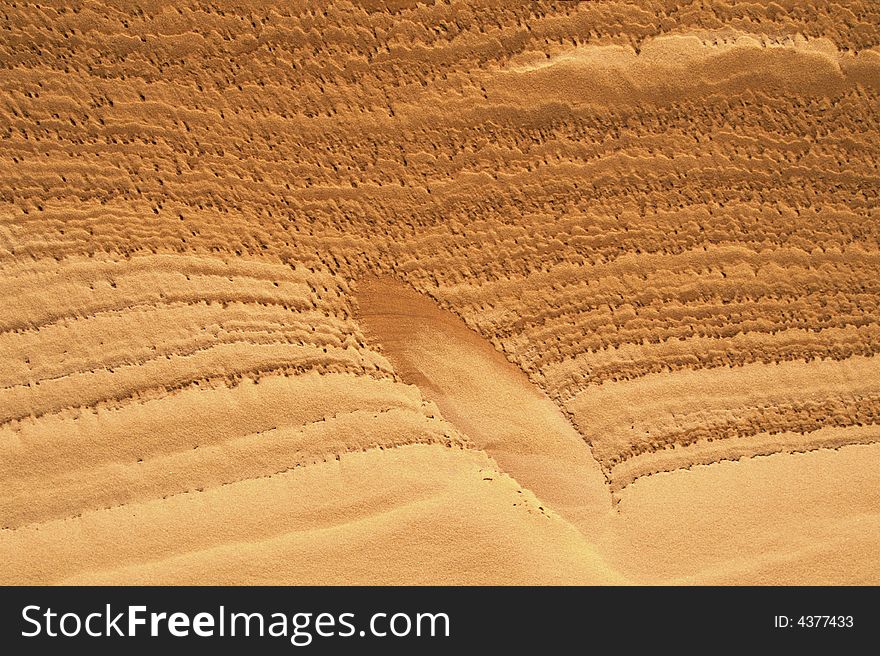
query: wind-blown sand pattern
[
  {"left": 1, "top": 1, "right": 879, "bottom": 584},
  {"left": 357, "top": 276, "right": 609, "bottom": 533}
]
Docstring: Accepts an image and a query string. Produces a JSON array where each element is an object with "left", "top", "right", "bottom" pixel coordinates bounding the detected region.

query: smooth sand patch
[
  {"left": 0, "top": 445, "right": 623, "bottom": 585},
  {"left": 356, "top": 276, "right": 611, "bottom": 534},
  {"left": 603, "top": 442, "right": 880, "bottom": 584}
]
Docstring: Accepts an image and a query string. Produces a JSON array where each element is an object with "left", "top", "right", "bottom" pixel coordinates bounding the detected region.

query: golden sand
[{"left": 1, "top": 1, "right": 878, "bottom": 584}]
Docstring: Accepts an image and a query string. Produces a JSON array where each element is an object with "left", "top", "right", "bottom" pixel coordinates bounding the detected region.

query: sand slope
[
  {"left": 606, "top": 443, "right": 880, "bottom": 585},
  {"left": 357, "top": 275, "right": 610, "bottom": 533},
  {"left": 2, "top": 444, "right": 623, "bottom": 585},
  {"left": 1, "top": 1, "right": 879, "bottom": 584}
]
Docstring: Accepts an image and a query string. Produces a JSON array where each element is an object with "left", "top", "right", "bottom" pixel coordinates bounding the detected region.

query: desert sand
[{"left": 1, "top": 1, "right": 878, "bottom": 585}]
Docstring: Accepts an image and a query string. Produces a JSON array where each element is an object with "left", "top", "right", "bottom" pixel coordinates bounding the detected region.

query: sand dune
[{"left": 1, "top": 1, "right": 879, "bottom": 584}]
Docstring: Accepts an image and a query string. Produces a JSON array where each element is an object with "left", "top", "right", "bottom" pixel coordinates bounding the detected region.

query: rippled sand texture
[{"left": 2, "top": 1, "right": 879, "bottom": 584}]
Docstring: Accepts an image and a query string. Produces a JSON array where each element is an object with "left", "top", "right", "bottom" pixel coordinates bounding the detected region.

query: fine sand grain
[{"left": 1, "top": 1, "right": 878, "bottom": 584}]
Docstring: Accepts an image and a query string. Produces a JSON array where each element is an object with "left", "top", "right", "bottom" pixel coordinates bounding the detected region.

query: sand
[
  {"left": 1, "top": 1, "right": 878, "bottom": 585},
  {"left": 357, "top": 276, "right": 610, "bottom": 533}
]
